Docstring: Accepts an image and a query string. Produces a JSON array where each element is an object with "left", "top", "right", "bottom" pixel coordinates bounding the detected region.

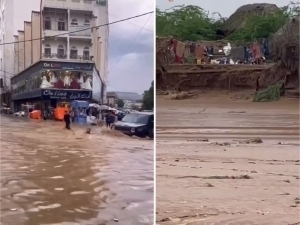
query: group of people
[{"left": 63, "top": 107, "right": 117, "bottom": 132}]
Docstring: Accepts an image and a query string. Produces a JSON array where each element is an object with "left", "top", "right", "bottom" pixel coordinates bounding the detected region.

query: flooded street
[
  {"left": 156, "top": 94, "right": 299, "bottom": 225},
  {"left": 0, "top": 116, "right": 154, "bottom": 225}
]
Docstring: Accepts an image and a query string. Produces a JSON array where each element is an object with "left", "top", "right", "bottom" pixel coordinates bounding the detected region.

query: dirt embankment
[{"left": 156, "top": 63, "right": 299, "bottom": 97}]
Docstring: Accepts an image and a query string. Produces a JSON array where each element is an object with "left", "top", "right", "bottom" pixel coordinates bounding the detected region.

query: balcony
[
  {"left": 43, "top": 53, "right": 67, "bottom": 59},
  {"left": 69, "top": 25, "right": 91, "bottom": 37},
  {"left": 70, "top": 54, "right": 90, "bottom": 60},
  {"left": 43, "top": 29, "right": 68, "bottom": 38},
  {"left": 42, "top": 0, "right": 94, "bottom": 11},
  {"left": 43, "top": 14, "right": 68, "bottom": 37},
  {"left": 69, "top": 25, "right": 92, "bottom": 37}
]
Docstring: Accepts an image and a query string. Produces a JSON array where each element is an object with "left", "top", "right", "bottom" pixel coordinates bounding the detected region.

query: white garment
[
  {"left": 223, "top": 43, "right": 231, "bottom": 56},
  {"left": 63, "top": 75, "right": 70, "bottom": 86},
  {"left": 40, "top": 76, "right": 53, "bottom": 88},
  {"left": 50, "top": 75, "right": 57, "bottom": 84},
  {"left": 78, "top": 75, "right": 84, "bottom": 84},
  {"left": 81, "top": 78, "right": 92, "bottom": 90}
]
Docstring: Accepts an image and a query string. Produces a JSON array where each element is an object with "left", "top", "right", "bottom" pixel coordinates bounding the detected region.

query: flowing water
[
  {"left": 156, "top": 95, "right": 299, "bottom": 225},
  {"left": 0, "top": 116, "right": 154, "bottom": 225}
]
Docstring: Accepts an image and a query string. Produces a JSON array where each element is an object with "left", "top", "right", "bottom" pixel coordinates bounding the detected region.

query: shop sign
[
  {"left": 41, "top": 89, "right": 92, "bottom": 100},
  {"left": 43, "top": 62, "right": 93, "bottom": 71}
]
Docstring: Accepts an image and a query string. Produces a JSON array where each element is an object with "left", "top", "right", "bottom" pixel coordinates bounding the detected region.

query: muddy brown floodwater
[
  {"left": 0, "top": 116, "right": 154, "bottom": 225},
  {"left": 156, "top": 93, "right": 299, "bottom": 225}
]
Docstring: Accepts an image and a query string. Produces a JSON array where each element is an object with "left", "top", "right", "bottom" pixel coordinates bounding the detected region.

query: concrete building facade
[
  {"left": 9, "top": 0, "right": 109, "bottom": 109},
  {"left": 0, "top": 0, "right": 40, "bottom": 92}
]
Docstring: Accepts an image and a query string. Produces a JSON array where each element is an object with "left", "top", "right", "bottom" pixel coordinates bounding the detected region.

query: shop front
[
  {"left": 41, "top": 88, "right": 92, "bottom": 109},
  {"left": 11, "top": 60, "right": 97, "bottom": 111}
]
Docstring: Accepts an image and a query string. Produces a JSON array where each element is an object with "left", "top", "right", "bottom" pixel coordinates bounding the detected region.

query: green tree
[
  {"left": 156, "top": 2, "right": 299, "bottom": 42},
  {"left": 156, "top": 5, "right": 224, "bottom": 41},
  {"left": 227, "top": 2, "right": 299, "bottom": 42},
  {"left": 142, "top": 81, "right": 154, "bottom": 110},
  {"left": 117, "top": 99, "right": 124, "bottom": 108}
]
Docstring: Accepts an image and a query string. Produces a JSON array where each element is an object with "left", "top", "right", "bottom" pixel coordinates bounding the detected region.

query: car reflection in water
[{"left": 112, "top": 112, "right": 154, "bottom": 138}]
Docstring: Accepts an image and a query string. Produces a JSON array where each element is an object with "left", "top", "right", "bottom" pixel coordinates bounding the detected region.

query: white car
[{"left": 14, "top": 111, "right": 25, "bottom": 117}]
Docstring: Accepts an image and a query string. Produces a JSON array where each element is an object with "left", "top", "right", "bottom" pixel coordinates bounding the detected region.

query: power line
[
  {"left": 0, "top": 11, "right": 153, "bottom": 46},
  {"left": 103, "top": 9, "right": 153, "bottom": 32},
  {"left": 108, "top": 13, "right": 153, "bottom": 73}
]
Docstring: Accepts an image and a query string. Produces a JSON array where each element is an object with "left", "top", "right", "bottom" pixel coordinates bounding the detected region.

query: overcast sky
[
  {"left": 156, "top": 0, "right": 291, "bottom": 17},
  {"left": 107, "top": 1, "right": 154, "bottom": 94}
]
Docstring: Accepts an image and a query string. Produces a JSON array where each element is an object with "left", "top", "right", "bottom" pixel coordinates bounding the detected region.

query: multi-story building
[
  {"left": 0, "top": 0, "right": 40, "bottom": 93},
  {"left": 10, "top": 0, "right": 108, "bottom": 111}
]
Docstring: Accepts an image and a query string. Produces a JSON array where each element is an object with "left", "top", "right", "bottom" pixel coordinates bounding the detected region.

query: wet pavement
[{"left": 0, "top": 116, "right": 154, "bottom": 225}]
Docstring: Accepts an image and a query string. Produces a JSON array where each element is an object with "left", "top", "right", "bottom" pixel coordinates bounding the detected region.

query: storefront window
[
  {"left": 17, "top": 70, "right": 42, "bottom": 92},
  {"left": 12, "top": 68, "right": 93, "bottom": 96},
  {"left": 40, "top": 70, "right": 93, "bottom": 90}
]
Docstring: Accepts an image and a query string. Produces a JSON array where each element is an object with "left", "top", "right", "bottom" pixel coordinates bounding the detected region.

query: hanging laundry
[
  {"left": 176, "top": 41, "right": 185, "bottom": 58},
  {"left": 252, "top": 42, "right": 262, "bottom": 59},
  {"left": 208, "top": 46, "right": 214, "bottom": 55},
  {"left": 261, "top": 38, "right": 269, "bottom": 57},
  {"left": 230, "top": 46, "right": 245, "bottom": 61},
  {"left": 195, "top": 45, "right": 204, "bottom": 59},
  {"left": 190, "top": 42, "right": 196, "bottom": 55},
  {"left": 172, "top": 39, "right": 184, "bottom": 63},
  {"left": 184, "top": 44, "right": 191, "bottom": 59},
  {"left": 223, "top": 43, "right": 231, "bottom": 56},
  {"left": 247, "top": 44, "right": 254, "bottom": 62}
]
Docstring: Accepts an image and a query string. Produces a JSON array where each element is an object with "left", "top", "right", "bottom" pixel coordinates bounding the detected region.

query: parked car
[
  {"left": 117, "top": 111, "right": 126, "bottom": 121},
  {"left": 111, "top": 112, "right": 154, "bottom": 138}
]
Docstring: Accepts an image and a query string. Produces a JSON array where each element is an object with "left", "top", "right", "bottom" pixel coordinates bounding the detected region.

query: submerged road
[{"left": 0, "top": 116, "right": 154, "bottom": 225}]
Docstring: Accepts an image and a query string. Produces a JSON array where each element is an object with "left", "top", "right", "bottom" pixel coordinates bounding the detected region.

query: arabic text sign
[
  {"left": 43, "top": 62, "right": 93, "bottom": 71},
  {"left": 41, "top": 89, "right": 92, "bottom": 100}
]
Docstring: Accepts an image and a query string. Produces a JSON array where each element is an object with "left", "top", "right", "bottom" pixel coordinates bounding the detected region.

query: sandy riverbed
[{"left": 156, "top": 93, "right": 299, "bottom": 225}]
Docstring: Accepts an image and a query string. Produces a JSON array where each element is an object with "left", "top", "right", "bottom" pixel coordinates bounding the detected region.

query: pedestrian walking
[
  {"left": 105, "top": 111, "right": 112, "bottom": 128},
  {"left": 63, "top": 111, "right": 74, "bottom": 134}
]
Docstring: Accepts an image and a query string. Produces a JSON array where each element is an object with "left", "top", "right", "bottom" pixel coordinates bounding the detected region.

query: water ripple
[{"left": 0, "top": 115, "right": 154, "bottom": 225}]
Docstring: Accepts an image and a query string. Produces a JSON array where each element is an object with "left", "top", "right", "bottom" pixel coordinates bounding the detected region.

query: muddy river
[
  {"left": 0, "top": 116, "right": 154, "bottom": 225},
  {"left": 156, "top": 93, "right": 299, "bottom": 225}
]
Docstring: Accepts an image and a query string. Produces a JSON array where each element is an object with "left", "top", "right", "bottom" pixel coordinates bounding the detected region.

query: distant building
[
  {"left": 0, "top": 0, "right": 40, "bottom": 92},
  {"left": 112, "top": 91, "right": 142, "bottom": 103},
  {"left": 107, "top": 91, "right": 118, "bottom": 107}
]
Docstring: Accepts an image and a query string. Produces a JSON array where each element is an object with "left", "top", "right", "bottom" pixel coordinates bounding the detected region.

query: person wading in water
[{"left": 64, "top": 111, "right": 74, "bottom": 134}]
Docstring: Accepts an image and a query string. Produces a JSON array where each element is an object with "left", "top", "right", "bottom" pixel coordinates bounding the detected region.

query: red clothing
[
  {"left": 173, "top": 40, "right": 183, "bottom": 63},
  {"left": 54, "top": 79, "right": 64, "bottom": 89},
  {"left": 70, "top": 79, "right": 80, "bottom": 89}
]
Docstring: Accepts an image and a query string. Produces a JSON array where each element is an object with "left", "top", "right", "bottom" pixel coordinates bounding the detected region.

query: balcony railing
[
  {"left": 70, "top": 54, "right": 90, "bottom": 60},
  {"left": 43, "top": 53, "right": 67, "bottom": 59},
  {"left": 44, "top": 27, "right": 68, "bottom": 31},
  {"left": 43, "top": 53, "right": 90, "bottom": 60},
  {"left": 69, "top": 25, "right": 91, "bottom": 36}
]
